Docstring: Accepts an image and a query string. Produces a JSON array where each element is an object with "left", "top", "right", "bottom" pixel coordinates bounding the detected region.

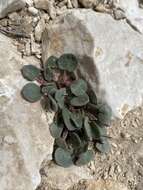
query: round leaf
[
  {"left": 41, "top": 83, "right": 57, "bottom": 95},
  {"left": 55, "top": 138, "right": 68, "bottom": 150},
  {"left": 21, "top": 83, "right": 42, "bottom": 103},
  {"left": 62, "top": 108, "right": 76, "bottom": 131},
  {"left": 90, "top": 122, "right": 107, "bottom": 140},
  {"left": 67, "top": 132, "right": 82, "bottom": 150},
  {"left": 58, "top": 54, "right": 78, "bottom": 72},
  {"left": 48, "top": 94, "right": 58, "bottom": 112},
  {"left": 70, "top": 112, "right": 83, "bottom": 129},
  {"left": 44, "top": 67, "right": 53, "bottom": 81},
  {"left": 45, "top": 56, "right": 58, "bottom": 69},
  {"left": 49, "top": 122, "right": 63, "bottom": 138},
  {"left": 21, "top": 65, "right": 40, "bottom": 81},
  {"left": 76, "top": 150, "right": 94, "bottom": 166},
  {"left": 96, "top": 139, "right": 110, "bottom": 154},
  {"left": 97, "top": 103, "right": 112, "bottom": 126},
  {"left": 54, "top": 148, "right": 73, "bottom": 167},
  {"left": 70, "top": 79, "right": 87, "bottom": 96},
  {"left": 83, "top": 116, "right": 92, "bottom": 141},
  {"left": 55, "top": 88, "right": 66, "bottom": 109},
  {"left": 70, "top": 94, "right": 89, "bottom": 107}
]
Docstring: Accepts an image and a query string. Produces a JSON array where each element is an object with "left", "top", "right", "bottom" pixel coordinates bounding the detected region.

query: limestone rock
[
  {"left": 113, "top": 0, "right": 143, "bottom": 33},
  {"left": 34, "top": 0, "right": 56, "bottom": 19},
  {"left": 38, "top": 161, "right": 93, "bottom": 190},
  {"left": 42, "top": 10, "right": 143, "bottom": 118},
  {"left": 0, "top": 33, "right": 54, "bottom": 190},
  {"left": 0, "top": 0, "right": 25, "bottom": 18},
  {"left": 35, "top": 18, "right": 45, "bottom": 42}
]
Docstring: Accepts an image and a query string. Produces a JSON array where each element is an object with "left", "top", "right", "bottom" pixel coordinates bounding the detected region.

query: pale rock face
[
  {"left": 113, "top": 0, "right": 143, "bottom": 33},
  {"left": 42, "top": 9, "right": 143, "bottom": 118},
  {"left": 0, "top": 0, "right": 25, "bottom": 18},
  {"left": 41, "top": 162, "right": 93, "bottom": 190},
  {"left": 0, "top": 33, "right": 54, "bottom": 190}
]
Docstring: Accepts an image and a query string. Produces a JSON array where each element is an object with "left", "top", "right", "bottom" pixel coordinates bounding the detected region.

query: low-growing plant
[{"left": 21, "top": 53, "right": 112, "bottom": 168}]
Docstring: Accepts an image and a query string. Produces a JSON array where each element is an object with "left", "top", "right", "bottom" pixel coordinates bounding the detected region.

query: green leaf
[
  {"left": 41, "top": 83, "right": 57, "bottom": 95},
  {"left": 96, "top": 139, "right": 110, "bottom": 154},
  {"left": 88, "top": 89, "right": 97, "bottom": 105},
  {"left": 21, "top": 65, "right": 41, "bottom": 81},
  {"left": 62, "top": 108, "right": 76, "bottom": 131},
  {"left": 97, "top": 103, "right": 112, "bottom": 126},
  {"left": 21, "top": 83, "right": 42, "bottom": 103},
  {"left": 70, "top": 93, "right": 89, "bottom": 107},
  {"left": 48, "top": 94, "right": 58, "bottom": 112},
  {"left": 55, "top": 138, "right": 68, "bottom": 150},
  {"left": 70, "top": 79, "right": 87, "bottom": 96},
  {"left": 67, "top": 132, "right": 82, "bottom": 150},
  {"left": 90, "top": 122, "right": 107, "bottom": 140},
  {"left": 45, "top": 56, "right": 58, "bottom": 69},
  {"left": 83, "top": 116, "right": 92, "bottom": 141},
  {"left": 54, "top": 147, "right": 73, "bottom": 168},
  {"left": 76, "top": 150, "right": 94, "bottom": 166},
  {"left": 49, "top": 122, "right": 64, "bottom": 138},
  {"left": 55, "top": 88, "right": 66, "bottom": 109},
  {"left": 44, "top": 67, "right": 53, "bottom": 81},
  {"left": 58, "top": 54, "right": 78, "bottom": 72},
  {"left": 70, "top": 112, "right": 83, "bottom": 129}
]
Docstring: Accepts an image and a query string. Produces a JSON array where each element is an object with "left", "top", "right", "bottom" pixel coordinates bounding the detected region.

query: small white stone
[
  {"left": 28, "top": 7, "right": 38, "bottom": 16},
  {"left": 4, "top": 135, "right": 16, "bottom": 144}
]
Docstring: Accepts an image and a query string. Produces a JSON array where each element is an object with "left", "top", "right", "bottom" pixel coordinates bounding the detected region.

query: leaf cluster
[{"left": 21, "top": 54, "right": 112, "bottom": 167}]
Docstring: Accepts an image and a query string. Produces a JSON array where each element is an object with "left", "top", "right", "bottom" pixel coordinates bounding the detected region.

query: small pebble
[
  {"left": 4, "top": 135, "right": 16, "bottom": 144},
  {"left": 28, "top": 7, "right": 39, "bottom": 16}
]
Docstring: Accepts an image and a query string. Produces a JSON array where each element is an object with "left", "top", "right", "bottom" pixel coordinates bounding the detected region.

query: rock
[
  {"left": 26, "top": 0, "right": 33, "bottom": 6},
  {"left": 113, "top": 0, "right": 143, "bottom": 33},
  {"left": 85, "top": 179, "right": 128, "bottom": 190},
  {"left": 113, "top": 9, "right": 126, "bottom": 20},
  {"left": 71, "top": 0, "right": 79, "bottom": 8},
  {"left": 34, "top": 0, "right": 56, "bottom": 19},
  {"left": 79, "top": 0, "right": 97, "bottom": 8},
  {"left": 28, "top": 6, "right": 39, "bottom": 16},
  {"left": 42, "top": 9, "right": 143, "bottom": 118},
  {"left": 35, "top": 18, "right": 45, "bottom": 42},
  {"left": 0, "top": 33, "right": 54, "bottom": 190},
  {"left": 38, "top": 161, "right": 93, "bottom": 190},
  {"left": 0, "top": 0, "right": 26, "bottom": 19}
]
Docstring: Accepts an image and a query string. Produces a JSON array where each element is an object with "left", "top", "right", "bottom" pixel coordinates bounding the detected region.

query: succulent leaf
[
  {"left": 97, "top": 103, "right": 112, "bottom": 126},
  {"left": 67, "top": 132, "right": 82, "bottom": 150},
  {"left": 70, "top": 112, "right": 83, "bottom": 129},
  {"left": 21, "top": 83, "right": 42, "bottom": 103},
  {"left": 48, "top": 94, "right": 58, "bottom": 112},
  {"left": 55, "top": 88, "right": 66, "bottom": 109},
  {"left": 49, "top": 122, "right": 64, "bottom": 138},
  {"left": 54, "top": 147, "right": 73, "bottom": 167},
  {"left": 45, "top": 56, "right": 58, "bottom": 69},
  {"left": 55, "top": 138, "right": 68, "bottom": 150},
  {"left": 76, "top": 150, "right": 94, "bottom": 166},
  {"left": 58, "top": 54, "right": 78, "bottom": 72},
  {"left": 70, "top": 79, "right": 87, "bottom": 96},
  {"left": 90, "top": 122, "right": 107, "bottom": 140},
  {"left": 70, "top": 93, "right": 89, "bottom": 107},
  {"left": 96, "top": 139, "right": 110, "bottom": 154},
  {"left": 41, "top": 83, "right": 57, "bottom": 94},
  {"left": 44, "top": 67, "right": 53, "bottom": 81},
  {"left": 62, "top": 108, "right": 76, "bottom": 131},
  {"left": 83, "top": 116, "right": 92, "bottom": 141},
  {"left": 21, "top": 65, "right": 41, "bottom": 81}
]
